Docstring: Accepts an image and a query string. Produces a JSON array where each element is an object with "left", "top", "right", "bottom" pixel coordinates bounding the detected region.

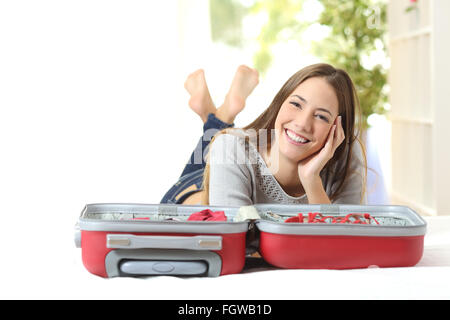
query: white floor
[{"left": 1, "top": 216, "right": 449, "bottom": 300}]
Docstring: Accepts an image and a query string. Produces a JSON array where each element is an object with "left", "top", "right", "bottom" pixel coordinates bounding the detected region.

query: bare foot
[
  {"left": 215, "top": 65, "right": 259, "bottom": 124},
  {"left": 184, "top": 69, "right": 216, "bottom": 123}
]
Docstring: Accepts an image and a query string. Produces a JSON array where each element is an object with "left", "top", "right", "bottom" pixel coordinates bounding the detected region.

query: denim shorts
[
  {"left": 159, "top": 168, "right": 205, "bottom": 204},
  {"left": 159, "top": 113, "right": 234, "bottom": 204}
]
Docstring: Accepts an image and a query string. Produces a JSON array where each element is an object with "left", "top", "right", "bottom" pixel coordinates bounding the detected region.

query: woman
[{"left": 160, "top": 63, "right": 367, "bottom": 206}]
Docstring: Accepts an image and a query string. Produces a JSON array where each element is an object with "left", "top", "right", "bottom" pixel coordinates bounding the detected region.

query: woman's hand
[{"left": 297, "top": 115, "right": 345, "bottom": 186}]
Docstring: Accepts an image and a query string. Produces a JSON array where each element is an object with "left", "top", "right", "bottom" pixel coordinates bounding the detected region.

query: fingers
[
  {"left": 324, "top": 124, "right": 336, "bottom": 152},
  {"left": 329, "top": 125, "right": 337, "bottom": 143},
  {"left": 336, "top": 116, "right": 345, "bottom": 144},
  {"left": 327, "top": 116, "right": 345, "bottom": 152}
]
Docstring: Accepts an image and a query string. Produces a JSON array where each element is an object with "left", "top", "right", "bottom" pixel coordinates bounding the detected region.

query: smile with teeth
[{"left": 285, "top": 128, "right": 310, "bottom": 144}]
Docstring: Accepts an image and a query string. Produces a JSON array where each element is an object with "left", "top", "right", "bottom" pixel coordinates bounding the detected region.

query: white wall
[
  {"left": 388, "top": 0, "right": 450, "bottom": 215},
  {"left": 0, "top": 0, "right": 196, "bottom": 289},
  {"left": 0, "top": 1, "right": 188, "bottom": 211}
]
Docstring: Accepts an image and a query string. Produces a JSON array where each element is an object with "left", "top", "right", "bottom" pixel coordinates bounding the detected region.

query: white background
[{"left": 0, "top": 0, "right": 192, "bottom": 298}]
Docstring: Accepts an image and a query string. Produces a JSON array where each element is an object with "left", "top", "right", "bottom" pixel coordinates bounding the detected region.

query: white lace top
[{"left": 208, "top": 129, "right": 366, "bottom": 206}]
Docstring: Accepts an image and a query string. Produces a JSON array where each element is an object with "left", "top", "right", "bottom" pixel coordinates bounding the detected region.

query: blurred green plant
[
  {"left": 209, "top": 0, "right": 306, "bottom": 73},
  {"left": 247, "top": 0, "right": 306, "bottom": 73},
  {"left": 405, "top": 0, "right": 418, "bottom": 13},
  {"left": 209, "top": 0, "right": 388, "bottom": 129},
  {"left": 209, "top": 0, "right": 248, "bottom": 47},
  {"left": 312, "top": 0, "right": 388, "bottom": 129}
]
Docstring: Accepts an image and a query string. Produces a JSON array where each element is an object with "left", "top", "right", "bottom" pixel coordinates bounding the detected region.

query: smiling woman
[
  {"left": 274, "top": 77, "right": 340, "bottom": 163},
  {"left": 160, "top": 63, "right": 367, "bottom": 207}
]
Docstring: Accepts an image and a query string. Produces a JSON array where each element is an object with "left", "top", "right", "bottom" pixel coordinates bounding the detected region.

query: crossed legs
[
  {"left": 161, "top": 65, "right": 259, "bottom": 205},
  {"left": 185, "top": 65, "right": 259, "bottom": 126}
]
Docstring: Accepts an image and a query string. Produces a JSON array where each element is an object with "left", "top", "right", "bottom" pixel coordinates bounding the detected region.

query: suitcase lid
[
  {"left": 77, "top": 203, "right": 427, "bottom": 236},
  {"left": 253, "top": 204, "right": 427, "bottom": 237},
  {"left": 78, "top": 203, "right": 249, "bottom": 234}
]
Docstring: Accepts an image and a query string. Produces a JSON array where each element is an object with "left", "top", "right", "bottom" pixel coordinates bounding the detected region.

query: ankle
[
  {"left": 214, "top": 106, "right": 235, "bottom": 125},
  {"left": 225, "top": 93, "right": 245, "bottom": 112}
]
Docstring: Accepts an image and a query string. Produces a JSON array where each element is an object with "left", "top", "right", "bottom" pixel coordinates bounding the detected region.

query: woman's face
[{"left": 273, "top": 76, "right": 339, "bottom": 163}]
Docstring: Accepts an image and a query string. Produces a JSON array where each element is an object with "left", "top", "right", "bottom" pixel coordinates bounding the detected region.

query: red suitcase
[
  {"left": 75, "top": 203, "right": 248, "bottom": 277},
  {"left": 254, "top": 204, "right": 427, "bottom": 269},
  {"left": 75, "top": 203, "right": 426, "bottom": 277}
]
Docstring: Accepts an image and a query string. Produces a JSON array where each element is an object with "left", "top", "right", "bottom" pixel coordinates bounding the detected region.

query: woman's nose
[{"left": 294, "top": 112, "right": 313, "bottom": 133}]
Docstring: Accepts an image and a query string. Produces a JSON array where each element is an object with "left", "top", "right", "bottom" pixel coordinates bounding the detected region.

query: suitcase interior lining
[
  {"left": 259, "top": 210, "right": 411, "bottom": 226},
  {"left": 82, "top": 207, "right": 236, "bottom": 222}
]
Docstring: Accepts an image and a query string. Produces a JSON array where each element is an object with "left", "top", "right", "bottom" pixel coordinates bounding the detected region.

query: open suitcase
[
  {"left": 75, "top": 203, "right": 248, "bottom": 277},
  {"left": 75, "top": 203, "right": 427, "bottom": 277},
  {"left": 254, "top": 204, "right": 427, "bottom": 269}
]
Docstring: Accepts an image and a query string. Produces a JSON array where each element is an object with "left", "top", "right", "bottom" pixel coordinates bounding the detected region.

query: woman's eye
[
  {"left": 290, "top": 101, "right": 301, "bottom": 108},
  {"left": 317, "top": 115, "right": 330, "bottom": 123},
  {"left": 290, "top": 101, "right": 329, "bottom": 123}
]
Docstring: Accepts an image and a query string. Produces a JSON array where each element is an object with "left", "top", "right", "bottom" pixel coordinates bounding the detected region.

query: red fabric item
[
  {"left": 284, "top": 214, "right": 304, "bottom": 223},
  {"left": 187, "top": 209, "right": 227, "bottom": 221},
  {"left": 284, "top": 212, "right": 379, "bottom": 225}
]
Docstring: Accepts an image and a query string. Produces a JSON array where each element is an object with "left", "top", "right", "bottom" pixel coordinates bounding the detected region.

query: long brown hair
[{"left": 201, "top": 63, "right": 367, "bottom": 205}]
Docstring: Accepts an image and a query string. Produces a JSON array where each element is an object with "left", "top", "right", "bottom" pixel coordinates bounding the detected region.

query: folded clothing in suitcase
[
  {"left": 254, "top": 204, "right": 427, "bottom": 269},
  {"left": 75, "top": 203, "right": 248, "bottom": 278}
]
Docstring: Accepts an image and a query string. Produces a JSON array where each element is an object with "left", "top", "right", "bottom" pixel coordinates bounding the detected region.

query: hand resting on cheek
[{"left": 297, "top": 115, "right": 345, "bottom": 185}]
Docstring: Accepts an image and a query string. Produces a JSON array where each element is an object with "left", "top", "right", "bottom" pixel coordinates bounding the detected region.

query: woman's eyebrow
[{"left": 291, "top": 94, "right": 333, "bottom": 116}]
